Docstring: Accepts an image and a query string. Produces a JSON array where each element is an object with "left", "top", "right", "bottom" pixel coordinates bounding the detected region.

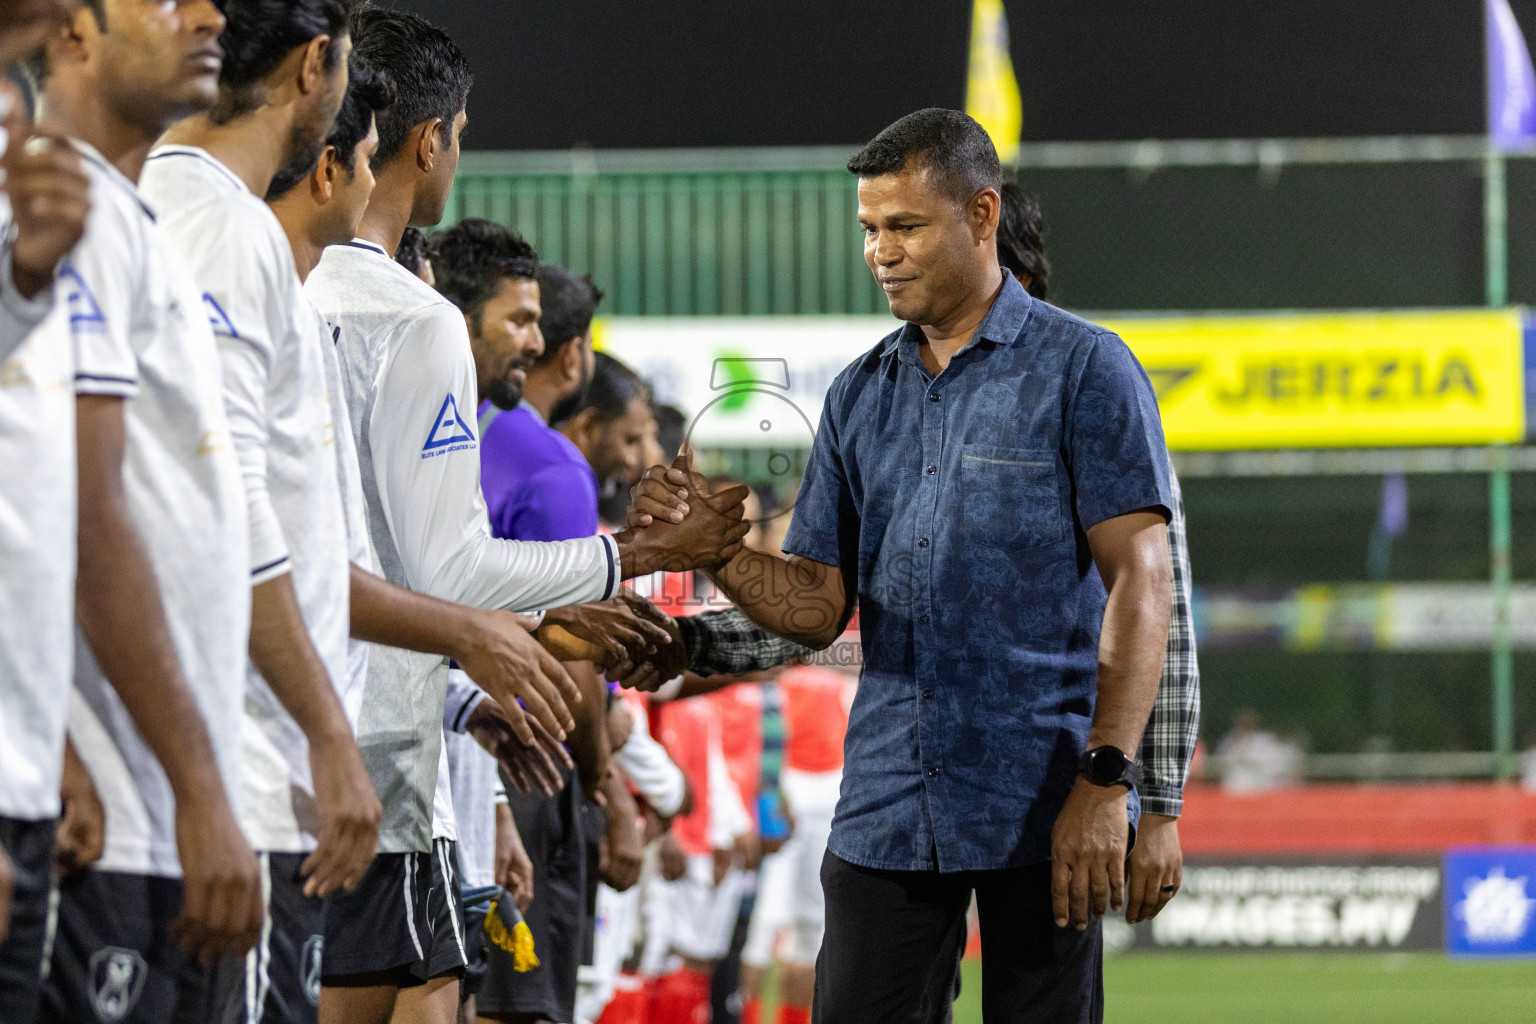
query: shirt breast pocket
[{"left": 958, "top": 445, "right": 1068, "bottom": 549}]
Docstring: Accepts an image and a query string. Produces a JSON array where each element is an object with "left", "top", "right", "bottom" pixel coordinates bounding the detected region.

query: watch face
[{"left": 1087, "top": 747, "right": 1129, "bottom": 784}]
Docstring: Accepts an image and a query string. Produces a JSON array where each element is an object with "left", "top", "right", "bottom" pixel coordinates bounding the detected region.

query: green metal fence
[
  {"left": 448, "top": 137, "right": 1536, "bottom": 316},
  {"left": 449, "top": 149, "right": 887, "bottom": 316}
]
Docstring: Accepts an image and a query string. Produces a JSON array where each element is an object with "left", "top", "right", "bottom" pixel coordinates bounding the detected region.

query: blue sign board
[{"left": 1445, "top": 846, "right": 1536, "bottom": 957}]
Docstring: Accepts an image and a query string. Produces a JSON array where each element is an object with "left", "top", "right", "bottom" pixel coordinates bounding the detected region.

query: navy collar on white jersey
[{"left": 343, "top": 238, "right": 391, "bottom": 258}]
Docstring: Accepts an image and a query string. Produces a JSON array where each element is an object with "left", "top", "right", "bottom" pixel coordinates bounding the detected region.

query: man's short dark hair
[
  {"left": 533, "top": 265, "right": 604, "bottom": 368},
  {"left": 350, "top": 3, "right": 471, "bottom": 168},
  {"left": 996, "top": 182, "right": 1050, "bottom": 300},
  {"left": 265, "top": 50, "right": 393, "bottom": 199},
  {"left": 550, "top": 352, "right": 649, "bottom": 429},
  {"left": 846, "top": 108, "right": 1002, "bottom": 208},
  {"left": 212, "top": 0, "right": 351, "bottom": 123},
  {"left": 430, "top": 219, "right": 539, "bottom": 326}
]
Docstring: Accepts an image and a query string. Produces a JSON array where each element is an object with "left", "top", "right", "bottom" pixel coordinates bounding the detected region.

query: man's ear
[
  {"left": 298, "top": 35, "right": 332, "bottom": 96},
  {"left": 566, "top": 407, "right": 598, "bottom": 447},
  {"left": 971, "top": 186, "right": 1001, "bottom": 243},
  {"left": 311, "top": 145, "right": 341, "bottom": 202},
  {"left": 415, "top": 117, "right": 444, "bottom": 174},
  {"left": 50, "top": 8, "right": 94, "bottom": 72},
  {"left": 558, "top": 336, "right": 583, "bottom": 383}
]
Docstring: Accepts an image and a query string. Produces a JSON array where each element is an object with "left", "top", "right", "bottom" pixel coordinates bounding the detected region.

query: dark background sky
[{"left": 389, "top": 1, "right": 1536, "bottom": 150}]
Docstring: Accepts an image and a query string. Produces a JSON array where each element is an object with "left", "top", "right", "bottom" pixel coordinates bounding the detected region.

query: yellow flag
[{"left": 965, "top": 0, "right": 1022, "bottom": 162}]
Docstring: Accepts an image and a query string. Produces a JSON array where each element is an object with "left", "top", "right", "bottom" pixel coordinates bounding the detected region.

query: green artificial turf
[{"left": 945, "top": 952, "right": 1536, "bottom": 1024}]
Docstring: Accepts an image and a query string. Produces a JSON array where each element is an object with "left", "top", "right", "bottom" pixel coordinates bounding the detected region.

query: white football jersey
[
  {"left": 141, "top": 146, "right": 352, "bottom": 855},
  {"left": 306, "top": 239, "right": 619, "bottom": 852},
  {"left": 61, "top": 142, "right": 249, "bottom": 876},
  {"left": 0, "top": 189, "right": 76, "bottom": 821},
  {"left": 312, "top": 303, "right": 376, "bottom": 732}
]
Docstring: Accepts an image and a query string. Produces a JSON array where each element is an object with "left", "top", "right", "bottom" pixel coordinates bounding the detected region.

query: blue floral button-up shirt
[{"left": 781, "top": 272, "right": 1172, "bottom": 873}]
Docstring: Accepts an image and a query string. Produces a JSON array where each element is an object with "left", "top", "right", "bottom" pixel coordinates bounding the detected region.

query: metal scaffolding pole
[{"left": 1486, "top": 144, "right": 1516, "bottom": 781}]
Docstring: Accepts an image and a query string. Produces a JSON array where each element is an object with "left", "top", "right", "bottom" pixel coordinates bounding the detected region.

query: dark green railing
[{"left": 448, "top": 148, "right": 885, "bottom": 316}]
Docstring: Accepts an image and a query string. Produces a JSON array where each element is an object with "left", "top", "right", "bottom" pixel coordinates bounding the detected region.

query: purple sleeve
[{"left": 508, "top": 462, "right": 601, "bottom": 542}]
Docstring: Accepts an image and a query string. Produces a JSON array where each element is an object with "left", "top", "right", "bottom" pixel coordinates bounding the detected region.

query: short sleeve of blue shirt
[
  {"left": 782, "top": 375, "right": 861, "bottom": 570},
  {"left": 1066, "top": 331, "right": 1172, "bottom": 531}
]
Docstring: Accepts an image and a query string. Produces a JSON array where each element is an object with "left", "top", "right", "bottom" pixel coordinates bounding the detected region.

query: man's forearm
[
  {"left": 350, "top": 562, "right": 506, "bottom": 664},
  {"left": 567, "top": 661, "right": 611, "bottom": 795},
  {"left": 707, "top": 549, "right": 851, "bottom": 650},
  {"left": 1090, "top": 561, "right": 1172, "bottom": 754},
  {"left": 249, "top": 575, "right": 352, "bottom": 745}
]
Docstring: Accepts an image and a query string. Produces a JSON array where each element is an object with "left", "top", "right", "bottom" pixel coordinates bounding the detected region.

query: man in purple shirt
[{"left": 477, "top": 264, "right": 601, "bottom": 541}]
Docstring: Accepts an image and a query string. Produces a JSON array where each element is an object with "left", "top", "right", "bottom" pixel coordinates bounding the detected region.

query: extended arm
[
  {"left": 350, "top": 563, "right": 580, "bottom": 742},
  {"left": 625, "top": 454, "right": 851, "bottom": 649}
]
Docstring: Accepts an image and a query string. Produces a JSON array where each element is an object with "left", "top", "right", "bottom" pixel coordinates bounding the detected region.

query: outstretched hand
[
  {"left": 457, "top": 609, "right": 583, "bottom": 746},
  {"left": 615, "top": 447, "right": 751, "bottom": 577},
  {"left": 540, "top": 592, "right": 675, "bottom": 669}
]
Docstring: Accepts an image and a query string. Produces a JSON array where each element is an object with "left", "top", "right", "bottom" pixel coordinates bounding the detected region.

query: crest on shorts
[
  {"left": 301, "top": 934, "right": 325, "bottom": 1006},
  {"left": 88, "top": 947, "right": 147, "bottom": 1023}
]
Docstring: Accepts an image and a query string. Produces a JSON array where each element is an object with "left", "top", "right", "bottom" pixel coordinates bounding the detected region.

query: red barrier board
[{"left": 1178, "top": 783, "right": 1536, "bottom": 855}]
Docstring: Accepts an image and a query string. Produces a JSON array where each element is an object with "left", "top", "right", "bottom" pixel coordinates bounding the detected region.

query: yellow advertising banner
[{"left": 1101, "top": 310, "right": 1527, "bottom": 450}]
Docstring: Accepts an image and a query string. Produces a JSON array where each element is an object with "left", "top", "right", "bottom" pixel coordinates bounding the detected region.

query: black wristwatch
[{"left": 1078, "top": 746, "right": 1140, "bottom": 790}]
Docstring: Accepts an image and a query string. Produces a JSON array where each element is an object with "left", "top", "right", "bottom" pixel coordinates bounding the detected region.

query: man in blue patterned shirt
[{"left": 641, "top": 109, "right": 1174, "bottom": 1023}]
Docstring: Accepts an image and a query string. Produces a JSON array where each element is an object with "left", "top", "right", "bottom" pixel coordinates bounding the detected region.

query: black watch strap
[{"left": 1078, "top": 746, "right": 1141, "bottom": 789}]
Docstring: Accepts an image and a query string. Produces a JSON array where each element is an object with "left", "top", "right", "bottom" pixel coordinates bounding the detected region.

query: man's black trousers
[{"left": 813, "top": 851, "right": 1103, "bottom": 1024}]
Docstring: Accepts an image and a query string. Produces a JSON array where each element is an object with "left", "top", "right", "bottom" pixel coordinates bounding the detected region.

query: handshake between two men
[{"left": 455, "top": 449, "right": 752, "bottom": 791}]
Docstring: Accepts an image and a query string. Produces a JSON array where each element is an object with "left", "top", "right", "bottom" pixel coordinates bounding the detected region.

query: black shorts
[
  {"left": 199, "top": 853, "right": 324, "bottom": 1024},
  {"left": 477, "top": 769, "right": 587, "bottom": 1022},
  {"left": 322, "top": 839, "right": 465, "bottom": 988},
  {"left": 0, "top": 815, "right": 56, "bottom": 1023},
  {"left": 424, "top": 839, "right": 468, "bottom": 981},
  {"left": 40, "top": 868, "right": 211, "bottom": 1024}
]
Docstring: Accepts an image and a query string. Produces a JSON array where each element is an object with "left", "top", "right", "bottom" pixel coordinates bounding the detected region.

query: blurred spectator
[
  {"left": 1521, "top": 728, "right": 1536, "bottom": 791},
  {"left": 1216, "top": 709, "right": 1304, "bottom": 792}
]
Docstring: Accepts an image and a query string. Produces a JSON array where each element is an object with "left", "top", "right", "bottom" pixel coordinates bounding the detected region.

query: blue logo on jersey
[
  {"left": 423, "top": 393, "right": 477, "bottom": 453},
  {"left": 202, "top": 294, "right": 239, "bottom": 338},
  {"left": 60, "top": 260, "right": 106, "bottom": 333}
]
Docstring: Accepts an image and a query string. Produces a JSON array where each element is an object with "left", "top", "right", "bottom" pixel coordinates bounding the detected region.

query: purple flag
[{"left": 1490, "top": 0, "right": 1536, "bottom": 150}]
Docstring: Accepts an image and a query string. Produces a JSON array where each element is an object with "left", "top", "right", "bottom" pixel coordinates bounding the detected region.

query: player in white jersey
[
  {"left": 135, "top": 5, "right": 384, "bottom": 1022},
  {"left": 263, "top": 52, "right": 673, "bottom": 1024},
  {"left": 0, "top": 11, "right": 93, "bottom": 1015},
  {"left": 25, "top": 2, "right": 268, "bottom": 1021},
  {"left": 305, "top": 9, "right": 750, "bottom": 1023}
]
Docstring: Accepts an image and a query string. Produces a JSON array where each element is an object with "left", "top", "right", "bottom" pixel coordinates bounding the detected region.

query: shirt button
[
  {"left": 919, "top": 614, "right": 930, "bottom": 625},
  {"left": 922, "top": 688, "right": 934, "bottom": 699},
  {"left": 918, "top": 537, "right": 930, "bottom": 548},
  {"left": 926, "top": 464, "right": 937, "bottom": 475},
  {"left": 927, "top": 767, "right": 940, "bottom": 778},
  {"left": 929, "top": 392, "right": 941, "bottom": 402}
]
